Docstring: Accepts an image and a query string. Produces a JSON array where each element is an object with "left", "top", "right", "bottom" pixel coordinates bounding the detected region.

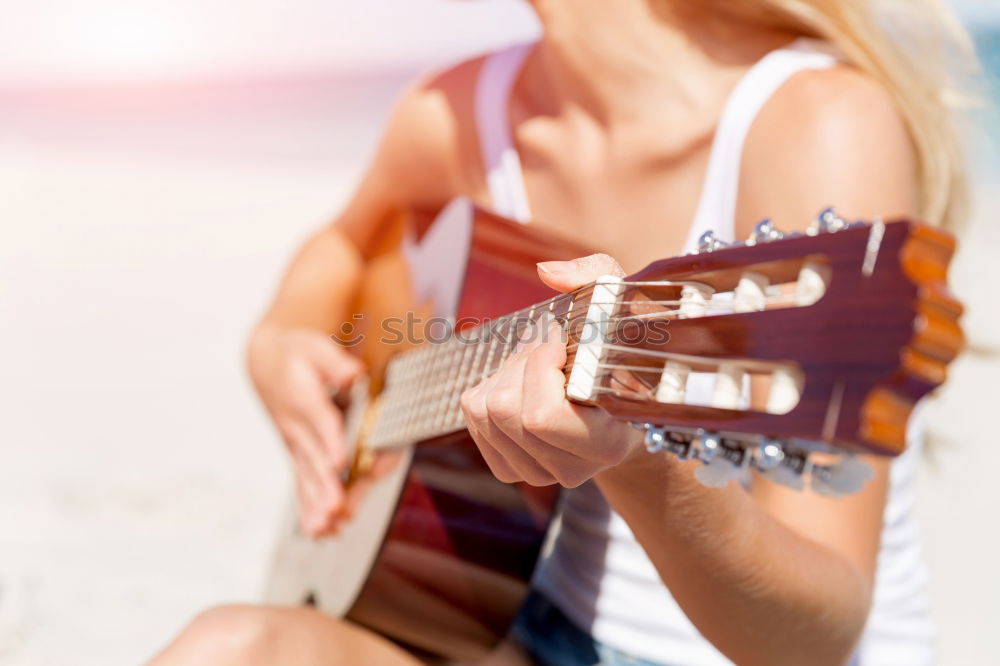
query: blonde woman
[{"left": 150, "top": 1, "right": 969, "bottom": 664}]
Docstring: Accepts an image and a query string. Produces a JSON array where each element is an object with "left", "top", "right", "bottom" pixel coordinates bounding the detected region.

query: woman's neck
[{"left": 527, "top": 0, "right": 798, "bottom": 125}]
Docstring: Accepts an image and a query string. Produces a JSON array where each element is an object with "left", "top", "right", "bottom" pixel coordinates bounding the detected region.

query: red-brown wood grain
[{"left": 345, "top": 206, "right": 588, "bottom": 662}]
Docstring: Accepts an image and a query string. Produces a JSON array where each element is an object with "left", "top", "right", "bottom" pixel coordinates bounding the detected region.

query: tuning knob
[
  {"left": 692, "top": 430, "right": 722, "bottom": 461},
  {"left": 638, "top": 423, "right": 670, "bottom": 453},
  {"left": 754, "top": 440, "right": 806, "bottom": 491},
  {"left": 697, "top": 230, "right": 728, "bottom": 253},
  {"left": 754, "top": 439, "right": 785, "bottom": 470},
  {"left": 809, "top": 207, "right": 850, "bottom": 235},
  {"left": 748, "top": 219, "right": 784, "bottom": 245},
  {"left": 761, "top": 463, "right": 806, "bottom": 491},
  {"left": 695, "top": 456, "right": 744, "bottom": 488},
  {"left": 811, "top": 456, "right": 874, "bottom": 497}
]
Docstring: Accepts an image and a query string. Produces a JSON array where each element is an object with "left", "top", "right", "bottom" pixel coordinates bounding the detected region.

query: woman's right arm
[{"left": 246, "top": 63, "right": 480, "bottom": 538}]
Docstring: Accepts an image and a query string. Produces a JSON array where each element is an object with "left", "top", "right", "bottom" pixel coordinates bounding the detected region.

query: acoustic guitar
[{"left": 265, "top": 197, "right": 963, "bottom": 662}]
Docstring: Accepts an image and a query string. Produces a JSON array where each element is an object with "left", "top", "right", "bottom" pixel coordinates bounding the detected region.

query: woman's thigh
[
  {"left": 147, "top": 603, "right": 535, "bottom": 666},
  {"left": 146, "top": 604, "right": 428, "bottom": 666}
]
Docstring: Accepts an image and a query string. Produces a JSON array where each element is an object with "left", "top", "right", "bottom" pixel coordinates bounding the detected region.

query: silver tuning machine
[
  {"left": 746, "top": 219, "right": 784, "bottom": 246},
  {"left": 809, "top": 207, "right": 850, "bottom": 235},
  {"left": 631, "top": 425, "right": 874, "bottom": 497},
  {"left": 693, "top": 431, "right": 751, "bottom": 488},
  {"left": 754, "top": 438, "right": 785, "bottom": 470},
  {"left": 754, "top": 438, "right": 806, "bottom": 491},
  {"left": 696, "top": 230, "right": 728, "bottom": 253},
  {"left": 691, "top": 429, "right": 721, "bottom": 462},
  {"left": 811, "top": 455, "right": 875, "bottom": 498},
  {"left": 636, "top": 425, "right": 705, "bottom": 462},
  {"left": 638, "top": 423, "right": 669, "bottom": 453}
]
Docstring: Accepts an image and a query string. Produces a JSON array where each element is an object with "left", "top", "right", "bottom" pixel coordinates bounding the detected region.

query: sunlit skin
[{"left": 149, "top": 0, "right": 918, "bottom": 664}]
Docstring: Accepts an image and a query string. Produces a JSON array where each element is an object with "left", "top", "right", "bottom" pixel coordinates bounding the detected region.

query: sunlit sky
[
  {"left": 0, "top": 0, "right": 538, "bottom": 85},
  {"left": 0, "top": 0, "right": 995, "bottom": 86}
]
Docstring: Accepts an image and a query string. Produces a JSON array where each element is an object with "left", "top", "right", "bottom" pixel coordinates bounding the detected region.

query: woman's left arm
[
  {"left": 607, "top": 68, "right": 920, "bottom": 666},
  {"left": 461, "top": 68, "right": 918, "bottom": 666}
]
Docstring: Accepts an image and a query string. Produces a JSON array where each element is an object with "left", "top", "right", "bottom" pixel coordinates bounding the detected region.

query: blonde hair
[{"left": 718, "top": 0, "right": 978, "bottom": 230}]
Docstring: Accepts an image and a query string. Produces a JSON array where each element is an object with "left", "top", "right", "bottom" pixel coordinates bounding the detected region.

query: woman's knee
[{"left": 151, "top": 605, "right": 284, "bottom": 665}]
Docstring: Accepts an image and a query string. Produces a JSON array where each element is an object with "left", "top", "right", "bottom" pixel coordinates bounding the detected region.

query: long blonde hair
[{"left": 718, "top": 0, "right": 978, "bottom": 229}]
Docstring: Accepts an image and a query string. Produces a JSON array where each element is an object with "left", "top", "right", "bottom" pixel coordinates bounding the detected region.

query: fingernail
[{"left": 537, "top": 261, "right": 566, "bottom": 276}]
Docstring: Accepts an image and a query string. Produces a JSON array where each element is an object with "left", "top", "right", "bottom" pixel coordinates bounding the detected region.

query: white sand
[{"left": 0, "top": 85, "right": 997, "bottom": 666}]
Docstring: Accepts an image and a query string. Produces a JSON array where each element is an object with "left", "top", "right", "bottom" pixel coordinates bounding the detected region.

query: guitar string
[
  {"left": 381, "top": 279, "right": 781, "bottom": 393},
  {"left": 370, "top": 328, "right": 789, "bottom": 448},
  {"left": 372, "top": 283, "right": 800, "bottom": 444},
  {"left": 382, "top": 304, "right": 744, "bottom": 428},
  {"left": 372, "top": 295, "right": 591, "bottom": 445},
  {"left": 385, "top": 296, "right": 588, "bottom": 427},
  {"left": 380, "top": 272, "right": 798, "bottom": 374},
  {"left": 405, "top": 284, "right": 795, "bottom": 376},
  {"left": 371, "top": 281, "right": 804, "bottom": 445},
  {"left": 368, "top": 355, "right": 765, "bottom": 450},
  {"left": 369, "top": 296, "right": 569, "bottom": 435}
]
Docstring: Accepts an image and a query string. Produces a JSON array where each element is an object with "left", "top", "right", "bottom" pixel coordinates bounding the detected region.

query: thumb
[{"left": 536, "top": 253, "right": 626, "bottom": 293}]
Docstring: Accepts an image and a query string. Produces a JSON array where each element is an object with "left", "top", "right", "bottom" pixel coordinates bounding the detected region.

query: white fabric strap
[
  {"left": 686, "top": 39, "right": 839, "bottom": 249},
  {"left": 474, "top": 42, "right": 535, "bottom": 223}
]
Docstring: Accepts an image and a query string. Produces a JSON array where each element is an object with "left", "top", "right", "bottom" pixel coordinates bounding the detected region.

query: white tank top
[{"left": 475, "top": 39, "right": 936, "bottom": 666}]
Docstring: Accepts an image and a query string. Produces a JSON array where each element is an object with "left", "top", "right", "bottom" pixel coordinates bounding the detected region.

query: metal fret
[
  {"left": 448, "top": 334, "right": 478, "bottom": 428},
  {"left": 466, "top": 333, "right": 487, "bottom": 393},
  {"left": 435, "top": 337, "right": 466, "bottom": 432},
  {"left": 482, "top": 326, "right": 500, "bottom": 383},
  {"left": 456, "top": 335, "right": 488, "bottom": 426},
  {"left": 367, "top": 285, "right": 599, "bottom": 450},
  {"left": 499, "top": 316, "right": 516, "bottom": 367},
  {"left": 562, "top": 294, "right": 576, "bottom": 332}
]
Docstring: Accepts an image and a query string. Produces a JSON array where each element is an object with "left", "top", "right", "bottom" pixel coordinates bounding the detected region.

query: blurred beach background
[{"left": 0, "top": 1, "right": 998, "bottom": 664}]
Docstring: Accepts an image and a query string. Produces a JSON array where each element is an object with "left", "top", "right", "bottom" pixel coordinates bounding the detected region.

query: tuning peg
[
  {"left": 761, "top": 462, "right": 806, "bottom": 491},
  {"left": 637, "top": 423, "right": 704, "bottom": 462},
  {"left": 808, "top": 207, "right": 849, "bottom": 235},
  {"left": 811, "top": 456, "right": 874, "bottom": 497},
  {"left": 637, "top": 423, "right": 671, "bottom": 454},
  {"left": 697, "top": 230, "right": 728, "bottom": 253},
  {"left": 691, "top": 430, "right": 721, "bottom": 461},
  {"left": 695, "top": 456, "right": 744, "bottom": 488},
  {"left": 754, "top": 439, "right": 785, "bottom": 470},
  {"left": 747, "top": 219, "right": 784, "bottom": 245},
  {"left": 754, "top": 439, "right": 806, "bottom": 491},
  {"left": 692, "top": 431, "right": 741, "bottom": 488}
]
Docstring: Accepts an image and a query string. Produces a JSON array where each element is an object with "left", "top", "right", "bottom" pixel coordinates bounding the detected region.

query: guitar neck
[{"left": 365, "top": 288, "right": 591, "bottom": 451}]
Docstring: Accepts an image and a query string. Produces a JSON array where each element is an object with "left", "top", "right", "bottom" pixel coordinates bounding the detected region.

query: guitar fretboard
[{"left": 366, "top": 289, "right": 590, "bottom": 451}]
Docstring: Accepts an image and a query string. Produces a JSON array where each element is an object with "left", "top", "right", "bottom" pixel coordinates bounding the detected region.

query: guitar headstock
[{"left": 564, "top": 209, "right": 963, "bottom": 495}]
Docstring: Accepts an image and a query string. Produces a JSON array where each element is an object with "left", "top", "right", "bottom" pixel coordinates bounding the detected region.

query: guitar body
[{"left": 266, "top": 199, "right": 591, "bottom": 661}]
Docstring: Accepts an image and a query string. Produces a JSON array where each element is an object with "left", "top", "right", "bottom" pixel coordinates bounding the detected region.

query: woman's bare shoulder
[
  {"left": 738, "top": 64, "right": 916, "bottom": 236},
  {"left": 765, "top": 65, "right": 908, "bottom": 145},
  {"left": 367, "top": 54, "right": 492, "bottom": 211}
]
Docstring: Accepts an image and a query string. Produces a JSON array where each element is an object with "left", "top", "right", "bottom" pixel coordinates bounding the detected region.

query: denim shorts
[
  {"left": 511, "top": 590, "right": 863, "bottom": 666},
  {"left": 510, "top": 590, "right": 667, "bottom": 666}
]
